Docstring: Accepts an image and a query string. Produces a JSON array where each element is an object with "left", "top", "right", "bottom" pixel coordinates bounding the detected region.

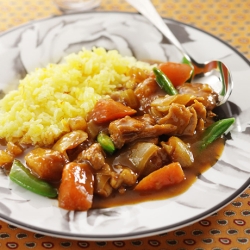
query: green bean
[
  {"left": 9, "top": 159, "right": 58, "bottom": 198},
  {"left": 200, "top": 117, "right": 235, "bottom": 150},
  {"left": 153, "top": 68, "right": 178, "bottom": 95},
  {"left": 97, "top": 132, "right": 115, "bottom": 154}
]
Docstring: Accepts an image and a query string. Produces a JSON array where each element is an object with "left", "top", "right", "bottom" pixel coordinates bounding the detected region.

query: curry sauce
[{"left": 93, "top": 134, "right": 225, "bottom": 209}]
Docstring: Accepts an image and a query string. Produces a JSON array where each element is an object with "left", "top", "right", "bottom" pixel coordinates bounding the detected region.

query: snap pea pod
[
  {"left": 200, "top": 117, "right": 235, "bottom": 150},
  {"left": 97, "top": 132, "right": 115, "bottom": 154},
  {"left": 153, "top": 67, "right": 178, "bottom": 95},
  {"left": 9, "top": 159, "right": 58, "bottom": 198}
]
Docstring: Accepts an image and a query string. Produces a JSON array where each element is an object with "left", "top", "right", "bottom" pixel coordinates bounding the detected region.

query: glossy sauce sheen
[{"left": 93, "top": 135, "right": 225, "bottom": 209}]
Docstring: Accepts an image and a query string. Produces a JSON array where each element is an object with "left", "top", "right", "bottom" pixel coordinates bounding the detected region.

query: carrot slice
[
  {"left": 88, "top": 98, "right": 137, "bottom": 123},
  {"left": 134, "top": 162, "right": 185, "bottom": 191},
  {"left": 158, "top": 62, "right": 193, "bottom": 87},
  {"left": 58, "top": 162, "right": 94, "bottom": 211}
]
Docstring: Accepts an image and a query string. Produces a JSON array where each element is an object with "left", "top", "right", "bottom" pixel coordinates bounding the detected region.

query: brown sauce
[{"left": 92, "top": 136, "right": 225, "bottom": 209}]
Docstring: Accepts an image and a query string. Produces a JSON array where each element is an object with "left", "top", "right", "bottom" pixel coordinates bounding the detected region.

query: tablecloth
[{"left": 0, "top": 0, "right": 250, "bottom": 249}]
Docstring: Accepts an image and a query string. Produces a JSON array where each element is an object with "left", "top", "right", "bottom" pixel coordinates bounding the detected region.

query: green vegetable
[
  {"left": 200, "top": 118, "right": 235, "bottom": 150},
  {"left": 153, "top": 67, "right": 178, "bottom": 95},
  {"left": 9, "top": 159, "right": 57, "bottom": 198},
  {"left": 97, "top": 132, "right": 115, "bottom": 154}
]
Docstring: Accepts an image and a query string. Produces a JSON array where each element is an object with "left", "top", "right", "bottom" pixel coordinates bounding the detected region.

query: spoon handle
[{"left": 126, "top": 0, "right": 190, "bottom": 60}]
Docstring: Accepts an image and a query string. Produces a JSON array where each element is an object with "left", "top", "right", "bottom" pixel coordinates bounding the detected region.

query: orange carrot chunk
[
  {"left": 88, "top": 98, "right": 137, "bottom": 123},
  {"left": 134, "top": 162, "right": 185, "bottom": 191},
  {"left": 158, "top": 62, "right": 193, "bottom": 87},
  {"left": 58, "top": 162, "right": 94, "bottom": 211}
]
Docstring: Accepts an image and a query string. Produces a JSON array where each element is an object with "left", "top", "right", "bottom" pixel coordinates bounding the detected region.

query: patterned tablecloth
[{"left": 0, "top": 0, "right": 250, "bottom": 249}]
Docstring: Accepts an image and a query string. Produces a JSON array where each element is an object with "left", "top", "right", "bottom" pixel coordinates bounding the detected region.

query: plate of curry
[{"left": 0, "top": 12, "right": 249, "bottom": 240}]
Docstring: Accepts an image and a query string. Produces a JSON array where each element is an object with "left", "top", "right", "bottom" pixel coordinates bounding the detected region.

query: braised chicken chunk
[
  {"left": 177, "top": 83, "right": 219, "bottom": 110},
  {"left": 109, "top": 115, "right": 176, "bottom": 148}
]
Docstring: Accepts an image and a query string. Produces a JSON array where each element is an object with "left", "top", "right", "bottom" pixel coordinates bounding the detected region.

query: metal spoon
[{"left": 126, "top": 0, "right": 233, "bottom": 106}]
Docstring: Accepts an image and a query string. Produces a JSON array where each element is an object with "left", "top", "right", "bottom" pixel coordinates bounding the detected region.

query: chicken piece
[
  {"left": 161, "top": 136, "right": 194, "bottom": 167},
  {"left": 110, "top": 165, "right": 138, "bottom": 190},
  {"left": 158, "top": 103, "right": 194, "bottom": 135},
  {"left": 58, "top": 162, "right": 94, "bottom": 211},
  {"left": 191, "top": 100, "right": 207, "bottom": 120},
  {"left": 177, "top": 83, "right": 219, "bottom": 110},
  {"left": 109, "top": 114, "right": 176, "bottom": 149},
  {"left": 25, "top": 148, "right": 67, "bottom": 182},
  {"left": 134, "top": 77, "right": 163, "bottom": 113},
  {"left": 190, "top": 100, "right": 207, "bottom": 131},
  {"left": 134, "top": 77, "right": 159, "bottom": 100},
  {"left": 94, "top": 163, "right": 138, "bottom": 197},
  {"left": 52, "top": 130, "right": 88, "bottom": 160},
  {"left": 196, "top": 118, "right": 205, "bottom": 131},
  {"left": 157, "top": 103, "right": 203, "bottom": 136},
  {"left": 76, "top": 143, "right": 106, "bottom": 170},
  {"left": 182, "top": 107, "right": 198, "bottom": 136},
  {"left": 94, "top": 164, "right": 113, "bottom": 197},
  {"left": 95, "top": 174, "right": 113, "bottom": 197},
  {"left": 154, "top": 97, "right": 207, "bottom": 135}
]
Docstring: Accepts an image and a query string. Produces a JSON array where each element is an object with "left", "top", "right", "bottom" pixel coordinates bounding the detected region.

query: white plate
[{"left": 0, "top": 12, "right": 250, "bottom": 241}]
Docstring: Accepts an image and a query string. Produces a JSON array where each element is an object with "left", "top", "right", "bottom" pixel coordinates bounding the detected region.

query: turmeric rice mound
[{"left": 0, "top": 47, "right": 152, "bottom": 146}]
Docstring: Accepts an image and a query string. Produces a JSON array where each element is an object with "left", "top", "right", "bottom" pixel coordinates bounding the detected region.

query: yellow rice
[{"left": 0, "top": 47, "right": 153, "bottom": 146}]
